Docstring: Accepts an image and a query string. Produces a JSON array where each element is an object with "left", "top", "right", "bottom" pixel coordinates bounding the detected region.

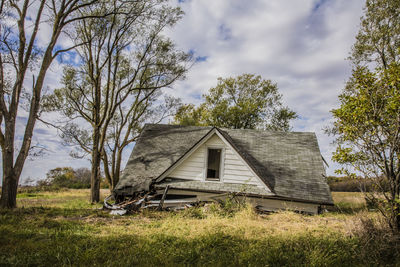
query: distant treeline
[
  {"left": 21, "top": 167, "right": 109, "bottom": 192},
  {"left": 327, "top": 176, "right": 388, "bottom": 192}
]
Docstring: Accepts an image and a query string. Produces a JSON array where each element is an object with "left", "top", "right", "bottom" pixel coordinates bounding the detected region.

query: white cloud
[
  {"left": 4, "top": 0, "right": 365, "bottom": 184},
  {"left": 167, "top": 0, "right": 365, "bottom": 175}
]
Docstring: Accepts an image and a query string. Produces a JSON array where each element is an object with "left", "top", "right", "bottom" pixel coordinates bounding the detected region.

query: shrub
[
  {"left": 179, "top": 206, "right": 206, "bottom": 219},
  {"left": 204, "top": 195, "right": 252, "bottom": 217},
  {"left": 177, "top": 195, "right": 255, "bottom": 219},
  {"left": 350, "top": 213, "right": 400, "bottom": 266}
]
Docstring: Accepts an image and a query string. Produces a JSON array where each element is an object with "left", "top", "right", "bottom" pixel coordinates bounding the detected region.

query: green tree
[
  {"left": 331, "top": 0, "right": 400, "bottom": 231},
  {"left": 45, "top": 167, "right": 76, "bottom": 188},
  {"left": 173, "top": 104, "right": 206, "bottom": 127},
  {"left": 173, "top": 74, "right": 297, "bottom": 131},
  {"left": 350, "top": 0, "right": 400, "bottom": 68},
  {"left": 43, "top": 167, "right": 92, "bottom": 189},
  {"left": 331, "top": 63, "right": 400, "bottom": 231}
]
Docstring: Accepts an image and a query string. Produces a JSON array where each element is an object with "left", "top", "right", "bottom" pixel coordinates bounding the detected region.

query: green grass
[{"left": 0, "top": 190, "right": 399, "bottom": 266}]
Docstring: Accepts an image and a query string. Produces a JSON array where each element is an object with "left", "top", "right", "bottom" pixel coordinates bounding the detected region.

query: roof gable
[
  {"left": 157, "top": 130, "right": 273, "bottom": 194},
  {"left": 156, "top": 127, "right": 218, "bottom": 182}
]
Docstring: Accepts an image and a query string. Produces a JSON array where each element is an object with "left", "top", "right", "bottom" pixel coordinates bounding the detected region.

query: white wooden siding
[
  {"left": 169, "top": 146, "right": 205, "bottom": 180},
  {"left": 169, "top": 134, "right": 264, "bottom": 187}
]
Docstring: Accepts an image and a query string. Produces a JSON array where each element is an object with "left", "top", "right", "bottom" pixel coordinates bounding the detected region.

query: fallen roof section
[{"left": 114, "top": 124, "right": 333, "bottom": 205}]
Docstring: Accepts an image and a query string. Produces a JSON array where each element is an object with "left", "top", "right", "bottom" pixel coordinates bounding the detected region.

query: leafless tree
[
  {"left": 102, "top": 94, "right": 181, "bottom": 190},
  {"left": 47, "top": 0, "right": 191, "bottom": 202},
  {"left": 0, "top": 0, "right": 104, "bottom": 208}
]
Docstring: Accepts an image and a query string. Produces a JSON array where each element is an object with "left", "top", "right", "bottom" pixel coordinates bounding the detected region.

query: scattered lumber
[{"left": 103, "top": 187, "right": 198, "bottom": 215}]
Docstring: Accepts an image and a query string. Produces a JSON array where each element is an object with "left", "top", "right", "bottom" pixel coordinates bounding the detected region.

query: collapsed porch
[{"left": 105, "top": 179, "right": 328, "bottom": 215}]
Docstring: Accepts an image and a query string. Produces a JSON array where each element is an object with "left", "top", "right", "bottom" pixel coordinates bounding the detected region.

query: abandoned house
[{"left": 113, "top": 124, "right": 333, "bottom": 214}]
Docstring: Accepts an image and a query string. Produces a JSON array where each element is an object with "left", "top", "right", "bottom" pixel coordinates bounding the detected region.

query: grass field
[{"left": 1, "top": 190, "right": 399, "bottom": 266}]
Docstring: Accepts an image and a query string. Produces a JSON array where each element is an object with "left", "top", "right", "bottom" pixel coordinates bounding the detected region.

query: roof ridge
[{"left": 143, "top": 123, "right": 316, "bottom": 135}]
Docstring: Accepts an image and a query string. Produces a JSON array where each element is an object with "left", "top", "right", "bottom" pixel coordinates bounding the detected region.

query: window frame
[{"left": 204, "top": 146, "right": 225, "bottom": 182}]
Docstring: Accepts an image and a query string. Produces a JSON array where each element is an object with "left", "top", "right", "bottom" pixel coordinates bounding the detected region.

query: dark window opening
[{"left": 207, "top": 148, "right": 221, "bottom": 180}]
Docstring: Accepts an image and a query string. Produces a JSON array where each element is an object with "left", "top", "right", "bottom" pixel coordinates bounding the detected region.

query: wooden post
[{"left": 158, "top": 185, "right": 170, "bottom": 210}]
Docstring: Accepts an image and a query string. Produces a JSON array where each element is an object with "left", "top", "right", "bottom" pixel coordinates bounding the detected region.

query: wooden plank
[
  {"left": 170, "top": 171, "right": 203, "bottom": 180},
  {"left": 173, "top": 168, "right": 203, "bottom": 176},
  {"left": 224, "top": 159, "right": 245, "bottom": 166},
  {"left": 185, "top": 155, "right": 204, "bottom": 163},
  {"left": 175, "top": 162, "right": 204, "bottom": 171},
  {"left": 224, "top": 164, "right": 251, "bottom": 171},
  {"left": 160, "top": 189, "right": 215, "bottom": 197},
  {"left": 183, "top": 160, "right": 205, "bottom": 167},
  {"left": 158, "top": 185, "right": 169, "bottom": 210},
  {"left": 170, "top": 174, "right": 203, "bottom": 180},
  {"left": 205, "top": 135, "right": 225, "bottom": 146},
  {"left": 223, "top": 178, "right": 259, "bottom": 185},
  {"left": 224, "top": 169, "right": 254, "bottom": 176},
  {"left": 224, "top": 150, "right": 237, "bottom": 156},
  {"left": 150, "top": 198, "right": 198, "bottom": 204}
]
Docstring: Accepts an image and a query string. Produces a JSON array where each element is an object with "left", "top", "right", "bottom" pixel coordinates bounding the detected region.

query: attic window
[{"left": 207, "top": 148, "right": 222, "bottom": 180}]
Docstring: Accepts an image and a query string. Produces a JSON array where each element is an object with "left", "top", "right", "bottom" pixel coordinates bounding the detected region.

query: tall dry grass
[{"left": 0, "top": 190, "right": 398, "bottom": 266}]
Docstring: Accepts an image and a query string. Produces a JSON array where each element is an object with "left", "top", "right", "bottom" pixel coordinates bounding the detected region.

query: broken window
[{"left": 207, "top": 148, "right": 222, "bottom": 180}]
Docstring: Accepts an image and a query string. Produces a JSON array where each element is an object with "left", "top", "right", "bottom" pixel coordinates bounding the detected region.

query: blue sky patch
[
  {"left": 53, "top": 45, "right": 80, "bottom": 66},
  {"left": 218, "top": 24, "right": 232, "bottom": 41},
  {"left": 312, "top": 0, "right": 328, "bottom": 12},
  {"left": 195, "top": 56, "right": 208, "bottom": 62}
]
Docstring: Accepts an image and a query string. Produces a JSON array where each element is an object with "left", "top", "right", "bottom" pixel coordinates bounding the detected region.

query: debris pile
[
  {"left": 103, "top": 193, "right": 154, "bottom": 214},
  {"left": 103, "top": 185, "right": 196, "bottom": 215}
]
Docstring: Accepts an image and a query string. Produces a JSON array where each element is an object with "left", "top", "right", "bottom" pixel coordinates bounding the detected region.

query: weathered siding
[
  {"left": 168, "top": 146, "right": 205, "bottom": 181},
  {"left": 247, "top": 197, "right": 319, "bottom": 214},
  {"left": 169, "top": 134, "right": 264, "bottom": 188}
]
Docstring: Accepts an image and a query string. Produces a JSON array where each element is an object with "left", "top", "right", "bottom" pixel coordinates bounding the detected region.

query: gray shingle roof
[
  {"left": 115, "top": 124, "right": 212, "bottom": 194},
  {"left": 115, "top": 124, "right": 333, "bottom": 205}
]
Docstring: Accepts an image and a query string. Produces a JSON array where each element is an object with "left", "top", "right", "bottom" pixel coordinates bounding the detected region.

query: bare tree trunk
[
  {"left": 102, "top": 147, "right": 122, "bottom": 193},
  {"left": 0, "top": 48, "right": 52, "bottom": 208},
  {"left": 1, "top": 146, "right": 18, "bottom": 208},
  {"left": 112, "top": 149, "right": 122, "bottom": 189},
  {"left": 90, "top": 162, "right": 101, "bottom": 203},
  {"left": 395, "top": 212, "right": 400, "bottom": 232},
  {"left": 91, "top": 126, "right": 101, "bottom": 203},
  {"left": 102, "top": 151, "right": 113, "bottom": 193},
  {"left": 0, "top": 172, "right": 18, "bottom": 209},
  {"left": 1, "top": 116, "right": 21, "bottom": 208}
]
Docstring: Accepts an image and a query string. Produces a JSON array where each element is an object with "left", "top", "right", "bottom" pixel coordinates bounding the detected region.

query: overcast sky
[{"left": 8, "top": 0, "right": 366, "bottom": 184}]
